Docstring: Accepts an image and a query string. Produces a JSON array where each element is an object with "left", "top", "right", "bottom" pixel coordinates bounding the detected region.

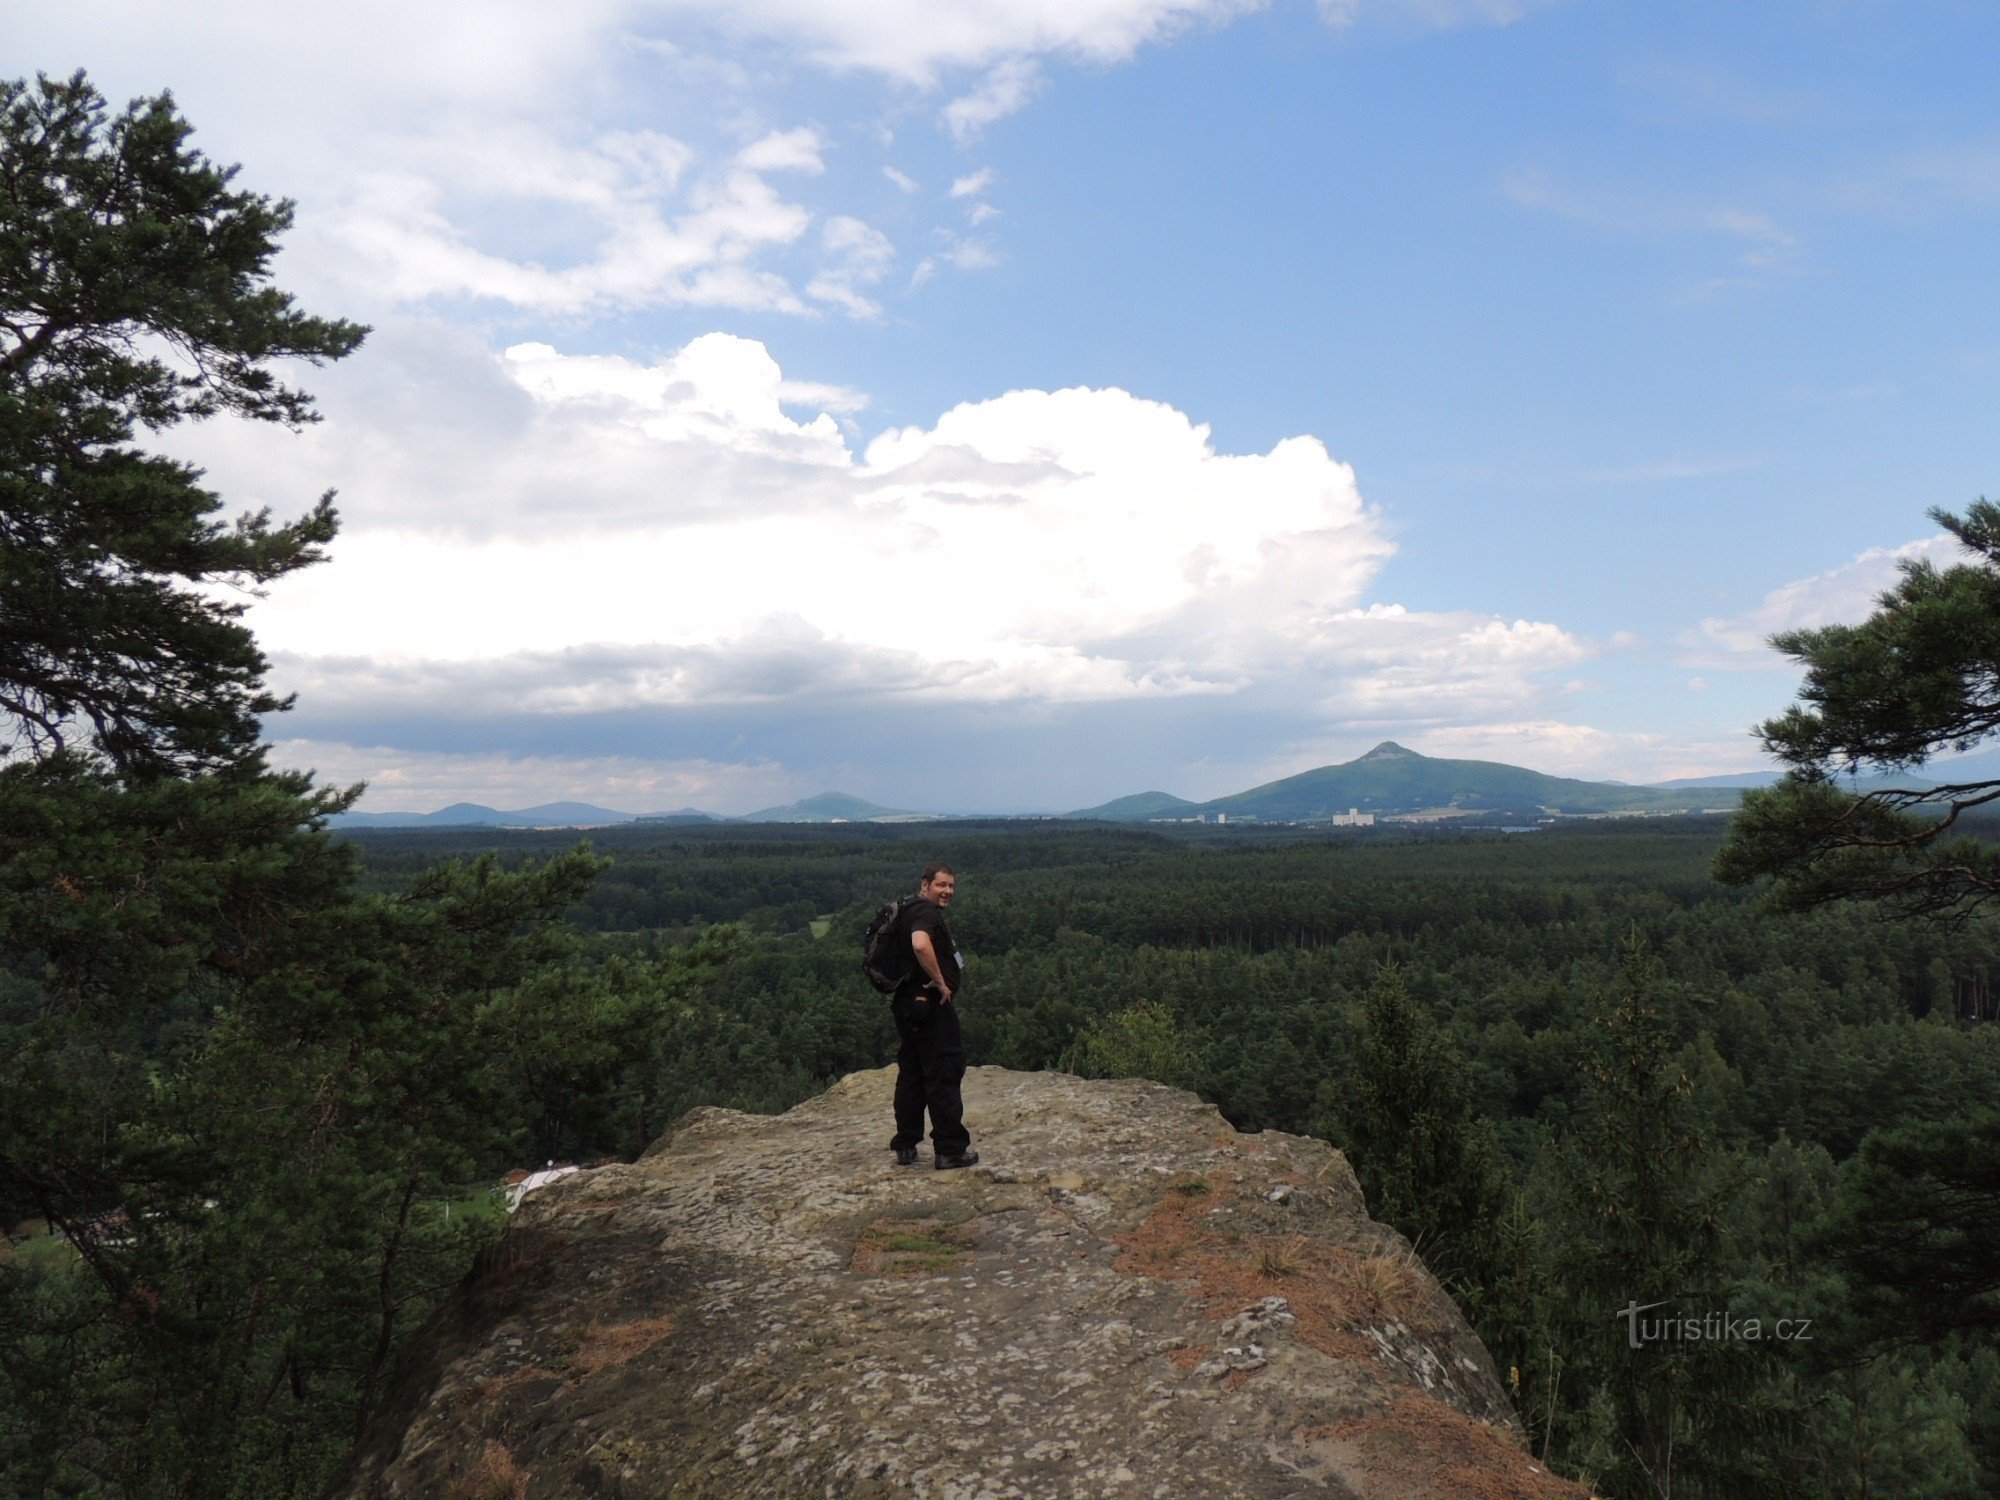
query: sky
[{"left": 12, "top": 0, "right": 2000, "bottom": 813}]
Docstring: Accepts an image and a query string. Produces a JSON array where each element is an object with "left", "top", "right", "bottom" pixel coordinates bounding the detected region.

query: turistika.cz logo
[{"left": 1617, "top": 1300, "right": 1814, "bottom": 1349}]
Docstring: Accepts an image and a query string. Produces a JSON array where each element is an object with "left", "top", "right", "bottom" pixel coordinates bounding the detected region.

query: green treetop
[
  {"left": 0, "top": 70, "right": 366, "bottom": 776},
  {"left": 1718, "top": 501, "right": 2000, "bottom": 922}
]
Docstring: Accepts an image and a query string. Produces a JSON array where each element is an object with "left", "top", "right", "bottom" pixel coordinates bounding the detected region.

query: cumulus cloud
[
  {"left": 949, "top": 169, "right": 997, "bottom": 199},
  {"left": 229, "top": 331, "right": 1594, "bottom": 770},
  {"left": 1687, "top": 534, "right": 1959, "bottom": 664}
]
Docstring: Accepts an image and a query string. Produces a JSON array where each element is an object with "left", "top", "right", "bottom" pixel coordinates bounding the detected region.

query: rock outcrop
[{"left": 336, "top": 1067, "right": 1586, "bottom": 1499}]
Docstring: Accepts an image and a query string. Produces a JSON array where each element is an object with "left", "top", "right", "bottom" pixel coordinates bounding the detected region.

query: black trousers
[{"left": 890, "top": 992, "right": 969, "bottom": 1156}]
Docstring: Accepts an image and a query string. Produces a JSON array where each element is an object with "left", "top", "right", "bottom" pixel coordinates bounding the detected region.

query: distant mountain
[
  {"left": 325, "top": 809, "right": 445, "bottom": 829},
  {"left": 1651, "top": 772, "right": 1782, "bottom": 789},
  {"left": 1069, "top": 790, "right": 1200, "bottom": 822},
  {"left": 327, "top": 792, "right": 933, "bottom": 828},
  {"left": 1650, "top": 769, "right": 1939, "bottom": 791},
  {"left": 511, "top": 801, "right": 638, "bottom": 825},
  {"left": 1192, "top": 742, "right": 1739, "bottom": 822},
  {"left": 634, "top": 807, "right": 723, "bottom": 825},
  {"left": 735, "top": 791, "right": 935, "bottom": 823},
  {"left": 329, "top": 801, "right": 638, "bottom": 829}
]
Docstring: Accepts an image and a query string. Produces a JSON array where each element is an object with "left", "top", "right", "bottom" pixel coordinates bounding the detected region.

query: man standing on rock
[{"left": 890, "top": 862, "right": 978, "bottom": 1170}]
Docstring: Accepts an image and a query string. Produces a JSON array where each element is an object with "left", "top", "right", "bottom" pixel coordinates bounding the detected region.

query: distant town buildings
[{"left": 1330, "top": 808, "right": 1375, "bottom": 827}]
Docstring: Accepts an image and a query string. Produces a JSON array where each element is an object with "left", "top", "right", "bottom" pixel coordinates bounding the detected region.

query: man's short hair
[{"left": 919, "top": 860, "right": 954, "bottom": 887}]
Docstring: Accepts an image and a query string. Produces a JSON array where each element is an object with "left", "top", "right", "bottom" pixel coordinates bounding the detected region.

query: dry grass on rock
[
  {"left": 445, "top": 1439, "right": 529, "bottom": 1500},
  {"left": 564, "top": 1315, "right": 677, "bottom": 1382},
  {"left": 1303, "top": 1395, "right": 1592, "bottom": 1500}
]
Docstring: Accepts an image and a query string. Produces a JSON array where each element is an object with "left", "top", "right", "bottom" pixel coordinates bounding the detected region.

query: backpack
[{"left": 861, "top": 895, "right": 917, "bottom": 994}]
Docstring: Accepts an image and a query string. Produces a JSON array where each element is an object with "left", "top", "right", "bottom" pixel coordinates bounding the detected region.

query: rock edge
[{"left": 334, "top": 1066, "right": 1586, "bottom": 1500}]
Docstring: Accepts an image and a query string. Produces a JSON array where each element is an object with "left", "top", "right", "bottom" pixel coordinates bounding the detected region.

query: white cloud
[
  {"left": 1688, "top": 534, "right": 1959, "bottom": 664},
  {"left": 313, "top": 143, "right": 829, "bottom": 316},
  {"left": 949, "top": 168, "right": 997, "bottom": 199},
  {"left": 776, "top": 378, "right": 872, "bottom": 414},
  {"left": 502, "top": 335, "right": 853, "bottom": 469},
  {"left": 806, "top": 214, "right": 897, "bottom": 317},
  {"left": 944, "top": 59, "right": 1045, "bottom": 142},
  {"left": 1416, "top": 721, "right": 1758, "bottom": 784},
  {"left": 16, "top": 10, "right": 896, "bottom": 322},
  {"left": 644, "top": 0, "right": 1258, "bottom": 84},
  {"left": 16, "top": 0, "right": 1269, "bottom": 324},
  {"left": 734, "top": 127, "right": 826, "bottom": 175},
  {"left": 229, "top": 331, "right": 1589, "bottom": 735},
  {"left": 883, "top": 166, "right": 920, "bottom": 193},
  {"left": 947, "top": 238, "right": 1003, "bottom": 271}
]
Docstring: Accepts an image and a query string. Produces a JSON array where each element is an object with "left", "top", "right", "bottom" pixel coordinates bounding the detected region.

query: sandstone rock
[{"left": 334, "top": 1067, "right": 1587, "bottom": 1499}]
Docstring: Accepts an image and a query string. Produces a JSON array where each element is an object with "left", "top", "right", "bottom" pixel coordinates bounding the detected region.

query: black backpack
[{"left": 862, "top": 895, "right": 917, "bottom": 994}]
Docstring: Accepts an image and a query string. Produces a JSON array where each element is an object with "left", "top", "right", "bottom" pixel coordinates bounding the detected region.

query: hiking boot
[
  {"left": 893, "top": 1145, "right": 919, "bottom": 1167},
  {"left": 934, "top": 1148, "right": 980, "bottom": 1171}
]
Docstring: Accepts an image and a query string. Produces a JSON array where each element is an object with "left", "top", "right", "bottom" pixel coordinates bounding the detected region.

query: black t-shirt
[{"left": 899, "top": 897, "right": 961, "bottom": 995}]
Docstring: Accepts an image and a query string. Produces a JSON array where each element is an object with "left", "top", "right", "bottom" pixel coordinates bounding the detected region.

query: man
[{"left": 889, "top": 861, "right": 978, "bottom": 1170}]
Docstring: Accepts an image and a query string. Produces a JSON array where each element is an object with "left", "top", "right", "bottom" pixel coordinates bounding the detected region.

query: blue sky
[{"left": 14, "top": 0, "right": 2000, "bottom": 812}]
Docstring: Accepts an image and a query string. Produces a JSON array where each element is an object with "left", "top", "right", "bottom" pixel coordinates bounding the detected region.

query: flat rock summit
[{"left": 336, "top": 1068, "right": 1587, "bottom": 1499}]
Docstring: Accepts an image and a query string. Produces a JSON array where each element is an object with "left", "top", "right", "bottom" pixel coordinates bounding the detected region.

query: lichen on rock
[{"left": 334, "top": 1067, "right": 1587, "bottom": 1499}]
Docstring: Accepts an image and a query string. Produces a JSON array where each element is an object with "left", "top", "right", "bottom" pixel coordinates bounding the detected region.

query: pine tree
[
  {"left": 1332, "top": 964, "right": 1504, "bottom": 1297},
  {"left": 1716, "top": 500, "right": 2000, "bottom": 924},
  {"left": 1547, "top": 936, "right": 1760, "bottom": 1498},
  {"left": 1, "top": 71, "right": 365, "bottom": 776},
  {"left": 1818, "top": 1109, "right": 2000, "bottom": 1345}
]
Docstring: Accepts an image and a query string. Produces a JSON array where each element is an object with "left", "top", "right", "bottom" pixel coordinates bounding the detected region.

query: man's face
[{"left": 921, "top": 871, "right": 956, "bottom": 906}]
